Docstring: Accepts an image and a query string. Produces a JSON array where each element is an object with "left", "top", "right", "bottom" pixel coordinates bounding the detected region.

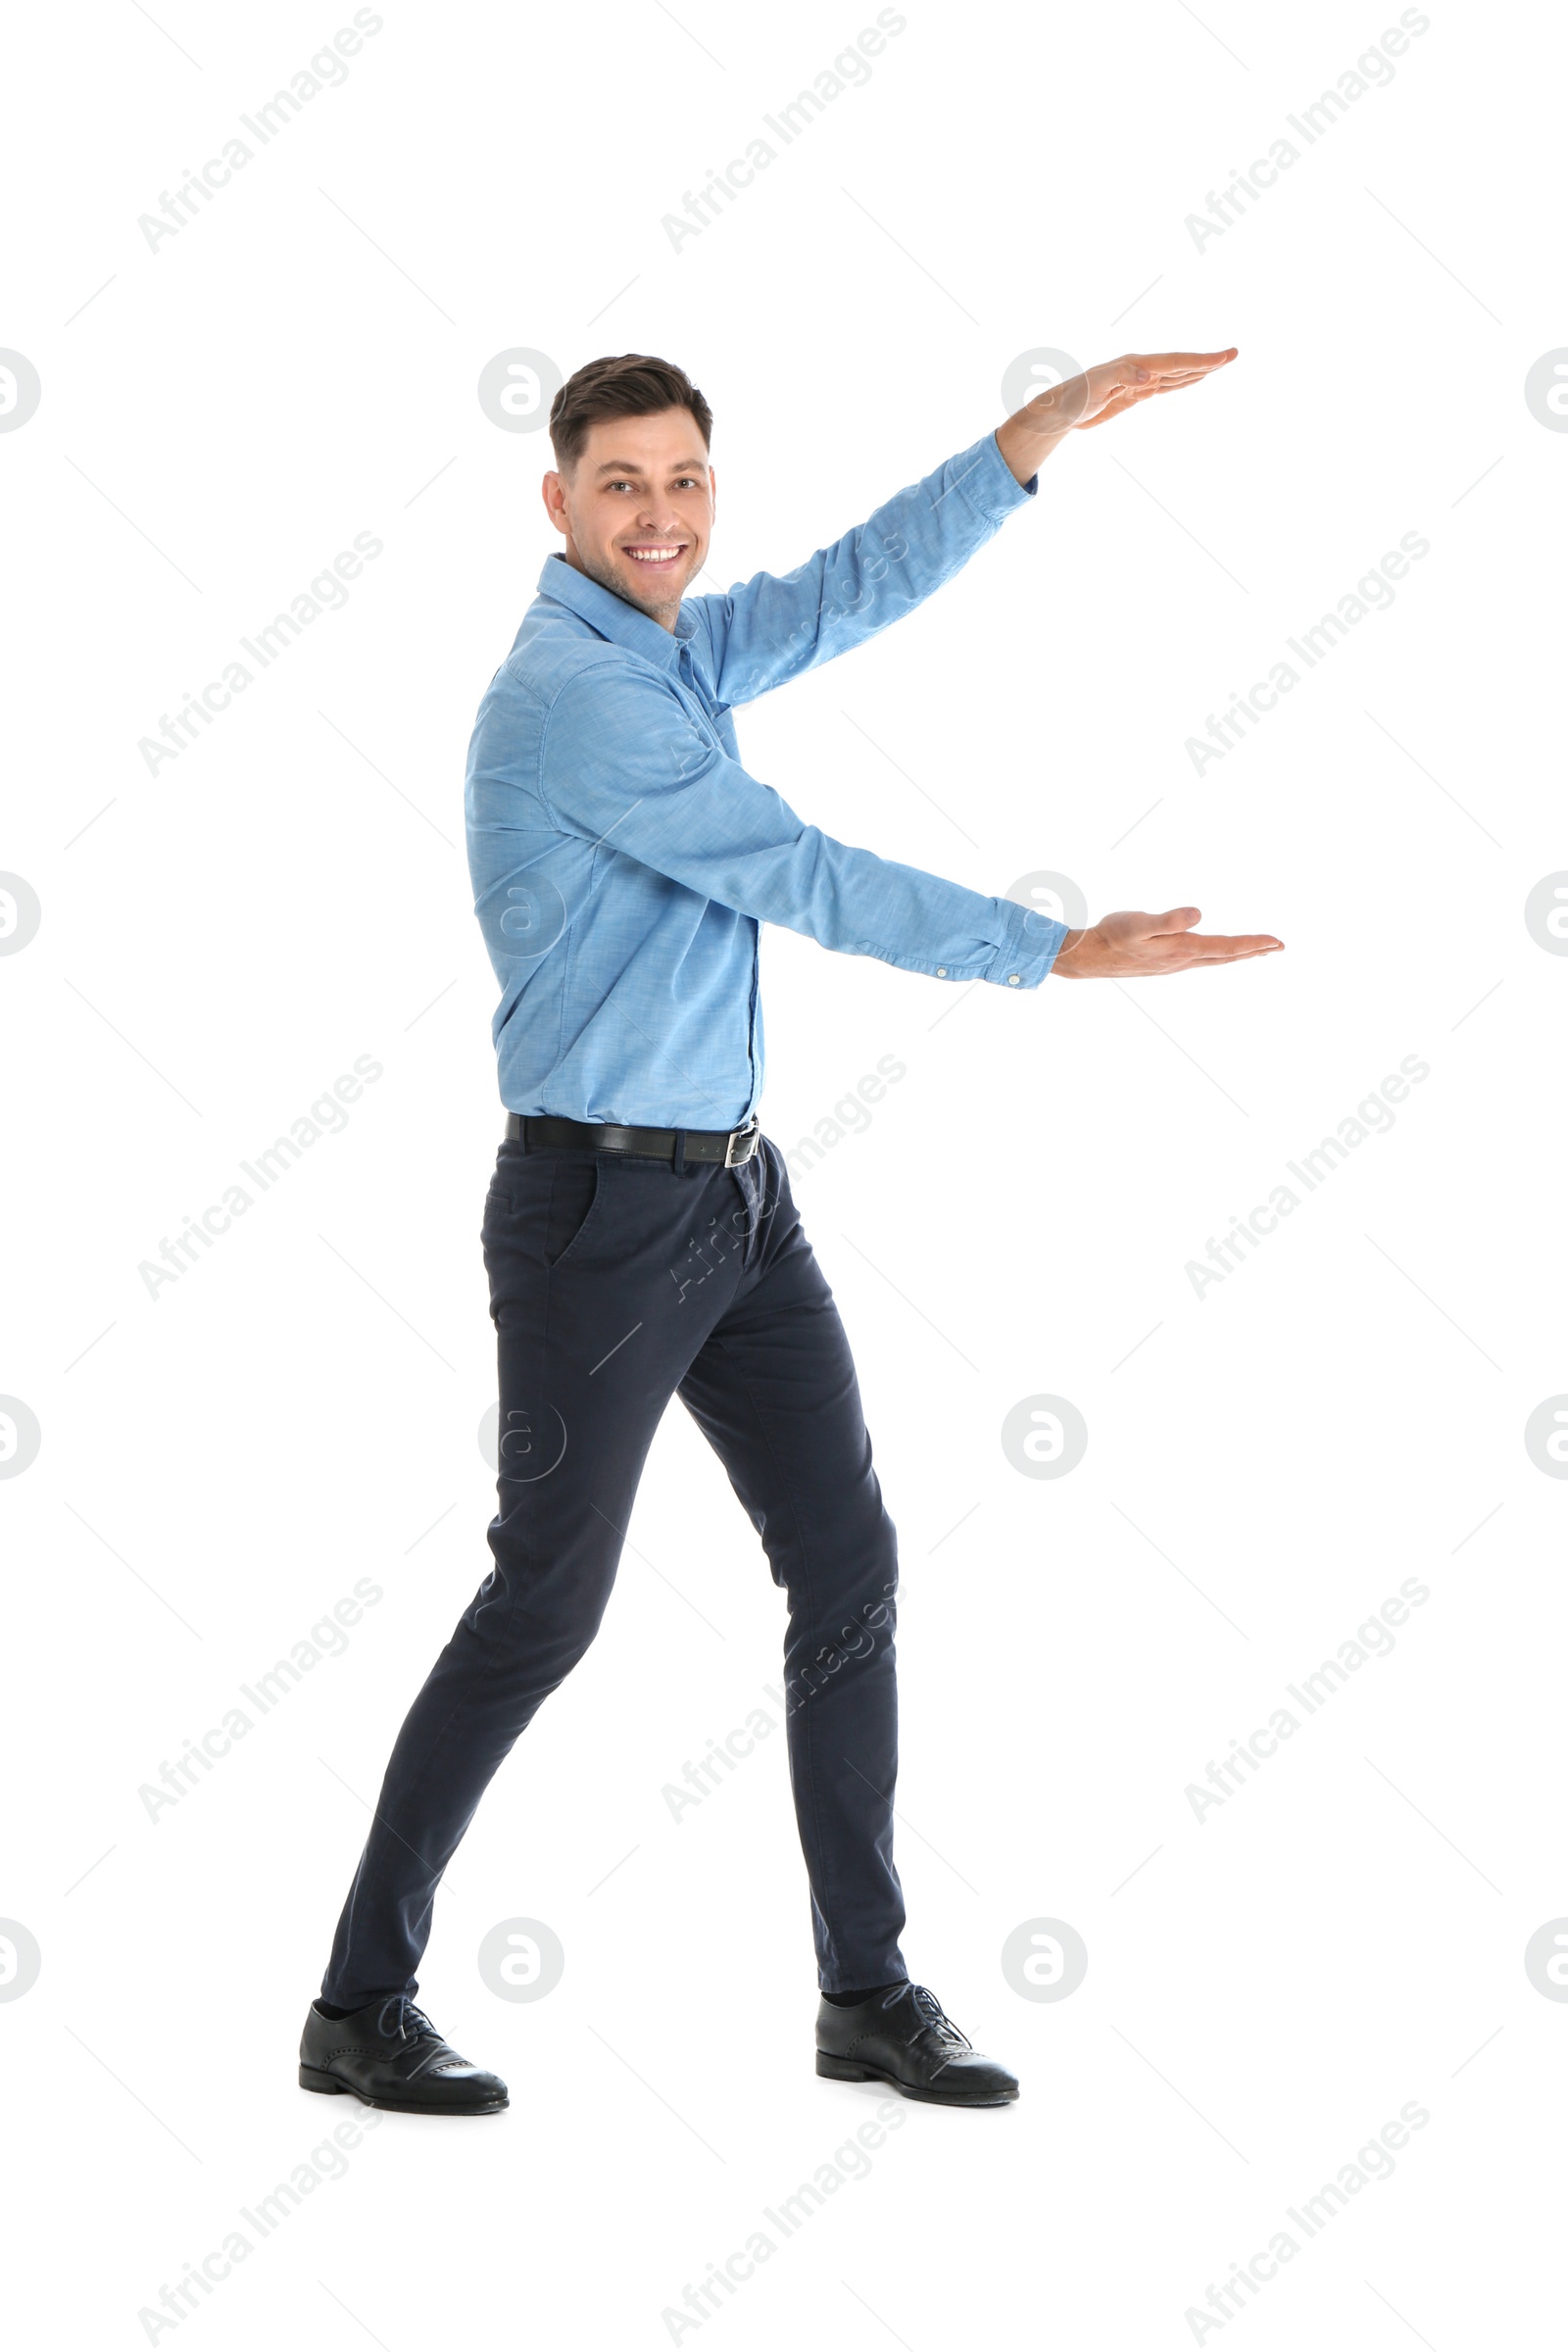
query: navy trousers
[{"left": 321, "top": 1128, "right": 907, "bottom": 2005}]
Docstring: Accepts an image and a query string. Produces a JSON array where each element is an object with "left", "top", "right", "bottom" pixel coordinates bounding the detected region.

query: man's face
[{"left": 542, "top": 408, "right": 715, "bottom": 629}]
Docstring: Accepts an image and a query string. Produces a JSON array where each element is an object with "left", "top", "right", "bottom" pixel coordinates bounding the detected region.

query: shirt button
[
  {"left": 936, "top": 966, "right": 947, "bottom": 977},
  {"left": 1007, "top": 973, "right": 1021, "bottom": 986}
]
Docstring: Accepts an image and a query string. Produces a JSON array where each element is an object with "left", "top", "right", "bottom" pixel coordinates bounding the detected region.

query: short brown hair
[{"left": 549, "top": 353, "right": 713, "bottom": 476}]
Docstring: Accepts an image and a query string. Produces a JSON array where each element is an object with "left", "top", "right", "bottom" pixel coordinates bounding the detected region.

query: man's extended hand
[
  {"left": 996, "top": 349, "right": 1237, "bottom": 484},
  {"left": 1052, "top": 906, "right": 1283, "bottom": 979}
]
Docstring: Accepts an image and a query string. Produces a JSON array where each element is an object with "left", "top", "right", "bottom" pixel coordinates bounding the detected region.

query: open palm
[{"left": 1039, "top": 348, "right": 1238, "bottom": 431}]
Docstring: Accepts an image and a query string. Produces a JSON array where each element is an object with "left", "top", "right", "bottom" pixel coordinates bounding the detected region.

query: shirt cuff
[
  {"left": 981, "top": 901, "right": 1069, "bottom": 989},
  {"left": 951, "top": 428, "right": 1040, "bottom": 522}
]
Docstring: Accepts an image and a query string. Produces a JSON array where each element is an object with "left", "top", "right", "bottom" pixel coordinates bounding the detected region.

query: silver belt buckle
[{"left": 724, "top": 1116, "right": 760, "bottom": 1167}]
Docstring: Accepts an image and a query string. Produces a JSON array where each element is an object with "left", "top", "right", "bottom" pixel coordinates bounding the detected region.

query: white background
[{"left": 4, "top": 0, "right": 1566, "bottom": 2343}]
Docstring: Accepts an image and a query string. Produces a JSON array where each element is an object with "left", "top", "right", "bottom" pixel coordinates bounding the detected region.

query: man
[{"left": 300, "top": 347, "right": 1281, "bottom": 2117}]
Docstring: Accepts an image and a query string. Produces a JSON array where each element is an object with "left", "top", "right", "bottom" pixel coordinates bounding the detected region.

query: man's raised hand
[
  {"left": 1051, "top": 906, "right": 1283, "bottom": 980},
  {"left": 1069, "top": 349, "right": 1237, "bottom": 429},
  {"left": 996, "top": 349, "right": 1237, "bottom": 482}
]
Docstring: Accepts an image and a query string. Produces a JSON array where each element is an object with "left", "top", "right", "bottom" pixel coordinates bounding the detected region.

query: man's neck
[{"left": 562, "top": 543, "right": 680, "bottom": 633}]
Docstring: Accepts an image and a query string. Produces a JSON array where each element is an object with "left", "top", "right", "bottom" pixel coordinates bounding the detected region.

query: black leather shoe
[
  {"left": 815, "top": 1981, "right": 1019, "bottom": 2106},
  {"left": 299, "top": 1995, "right": 508, "bottom": 2115}
]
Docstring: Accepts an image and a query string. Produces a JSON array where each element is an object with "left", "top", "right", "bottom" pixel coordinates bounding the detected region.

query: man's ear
[{"left": 541, "top": 470, "right": 567, "bottom": 537}]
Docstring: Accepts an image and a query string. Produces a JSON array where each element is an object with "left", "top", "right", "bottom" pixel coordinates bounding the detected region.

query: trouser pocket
[
  {"left": 482, "top": 1148, "right": 609, "bottom": 1285},
  {"left": 541, "top": 1152, "right": 605, "bottom": 1270}
]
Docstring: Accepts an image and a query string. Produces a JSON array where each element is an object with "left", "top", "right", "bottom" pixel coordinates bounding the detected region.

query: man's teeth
[{"left": 626, "top": 547, "right": 682, "bottom": 563}]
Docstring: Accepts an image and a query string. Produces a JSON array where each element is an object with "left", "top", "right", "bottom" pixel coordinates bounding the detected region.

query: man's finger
[
  {"left": 1149, "top": 906, "right": 1203, "bottom": 934},
  {"left": 1081, "top": 365, "right": 1241, "bottom": 430},
  {"left": 1184, "top": 931, "right": 1282, "bottom": 950},
  {"left": 1131, "top": 349, "right": 1237, "bottom": 374},
  {"left": 1156, "top": 936, "right": 1284, "bottom": 963}
]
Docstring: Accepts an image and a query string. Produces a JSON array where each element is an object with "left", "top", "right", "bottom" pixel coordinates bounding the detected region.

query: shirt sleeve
[
  {"left": 683, "top": 429, "right": 1038, "bottom": 709},
  {"left": 536, "top": 659, "right": 1067, "bottom": 988}
]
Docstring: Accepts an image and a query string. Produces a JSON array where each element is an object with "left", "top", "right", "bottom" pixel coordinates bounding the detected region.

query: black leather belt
[{"left": 505, "top": 1111, "right": 760, "bottom": 1167}]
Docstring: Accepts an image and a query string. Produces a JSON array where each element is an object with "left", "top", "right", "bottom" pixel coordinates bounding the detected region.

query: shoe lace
[
  {"left": 882, "top": 1983, "right": 971, "bottom": 2048},
  {"left": 374, "top": 1993, "right": 438, "bottom": 2044}
]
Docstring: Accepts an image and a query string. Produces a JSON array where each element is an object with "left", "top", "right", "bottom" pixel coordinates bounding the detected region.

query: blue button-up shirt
[{"left": 465, "top": 426, "right": 1069, "bottom": 1128}]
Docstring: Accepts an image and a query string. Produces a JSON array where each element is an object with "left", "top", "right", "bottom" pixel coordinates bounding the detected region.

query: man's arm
[
  {"left": 517, "top": 661, "right": 1279, "bottom": 987},
  {"left": 532, "top": 660, "right": 1067, "bottom": 987},
  {"left": 686, "top": 351, "right": 1240, "bottom": 708},
  {"left": 685, "top": 428, "right": 1034, "bottom": 710}
]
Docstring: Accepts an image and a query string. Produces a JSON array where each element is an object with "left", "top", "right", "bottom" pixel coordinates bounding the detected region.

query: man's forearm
[
  {"left": 995, "top": 403, "right": 1074, "bottom": 490},
  {"left": 696, "top": 428, "right": 1035, "bottom": 708}
]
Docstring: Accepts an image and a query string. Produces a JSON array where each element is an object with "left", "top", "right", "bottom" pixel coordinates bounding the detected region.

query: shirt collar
[{"left": 535, "top": 552, "right": 700, "bottom": 674}]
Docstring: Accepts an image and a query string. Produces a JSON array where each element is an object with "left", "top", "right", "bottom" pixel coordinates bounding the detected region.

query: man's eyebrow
[{"left": 592, "top": 457, "right": 709, "bottom": 476}]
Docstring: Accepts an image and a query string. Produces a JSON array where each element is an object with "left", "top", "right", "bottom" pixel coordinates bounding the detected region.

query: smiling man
[{"left": 301, "top": 349, "right": 1281, "bottom": 2119}]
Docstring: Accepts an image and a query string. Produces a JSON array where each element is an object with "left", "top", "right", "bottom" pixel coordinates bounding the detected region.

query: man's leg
[
  {"left": 320, "top": 1139, "right": 755, "bottom": 2009},
  {"left": 674, "top": 1137, "right": 907, "bottom": 1995}
]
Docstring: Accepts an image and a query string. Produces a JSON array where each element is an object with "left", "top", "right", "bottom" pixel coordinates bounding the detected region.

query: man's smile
[{"left": 621, "top": 542, "right": 688, "bottom": 568}]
